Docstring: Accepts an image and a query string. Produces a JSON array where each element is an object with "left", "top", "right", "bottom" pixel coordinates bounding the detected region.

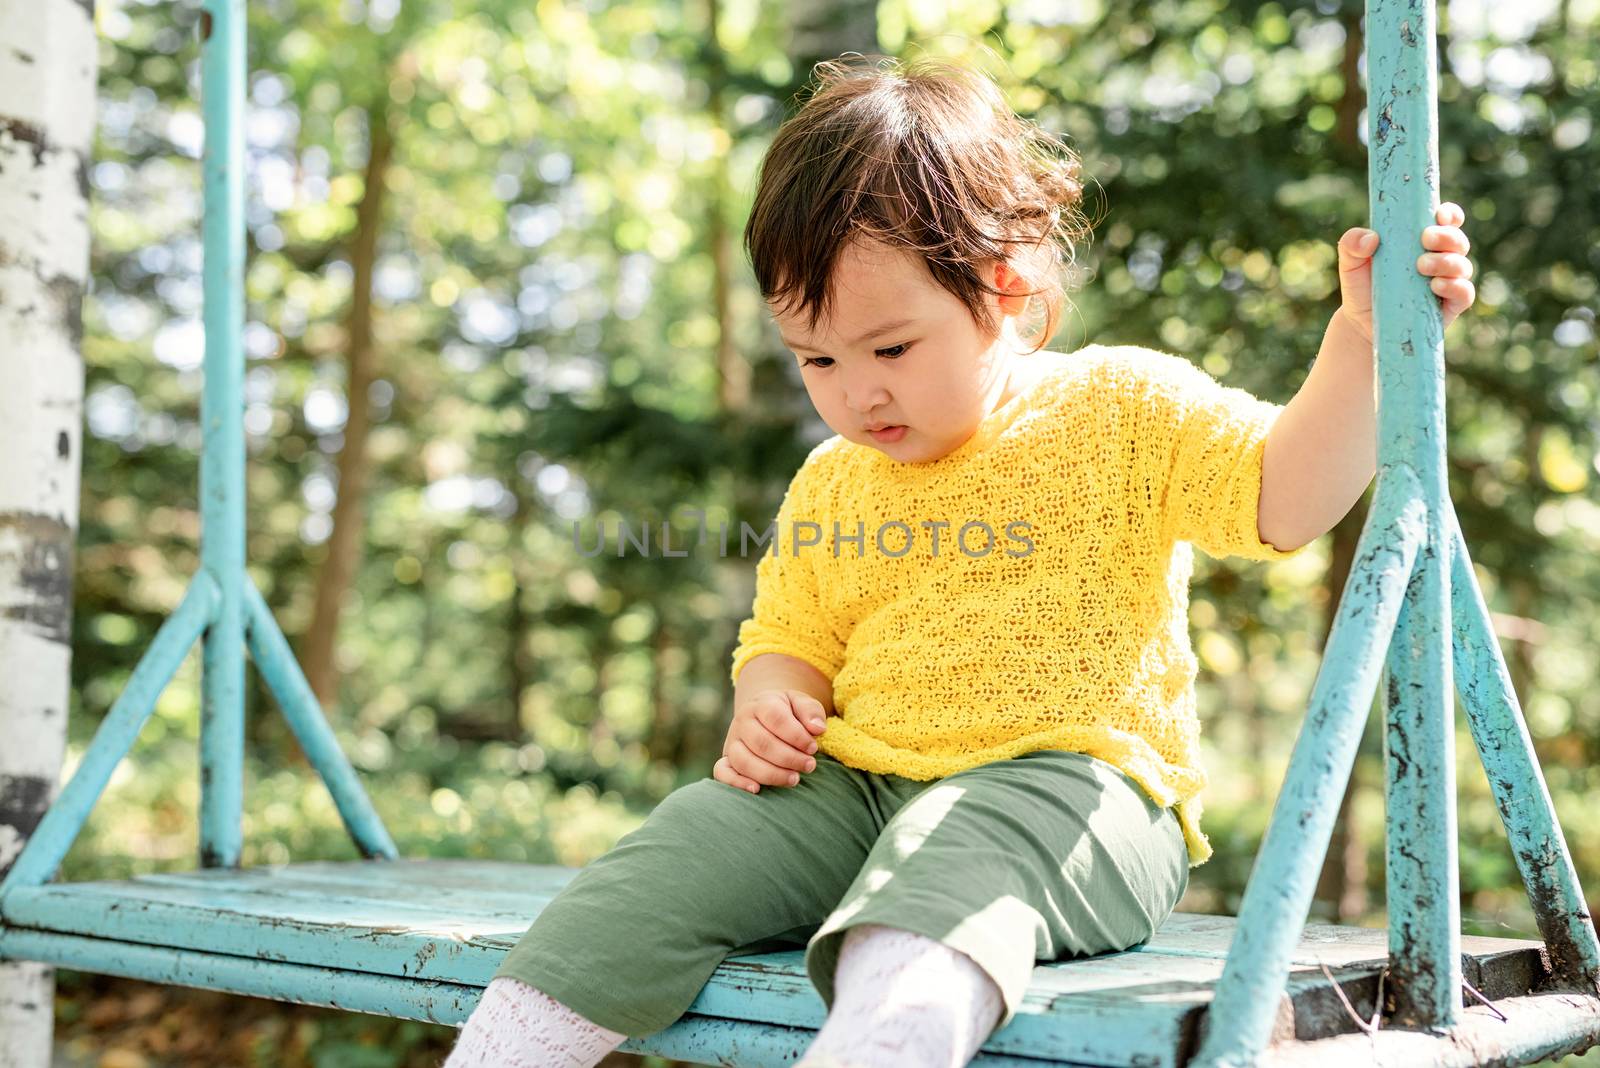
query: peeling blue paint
[{"left": 4, "top": 0, "right": 1598, "bottom": 1064}]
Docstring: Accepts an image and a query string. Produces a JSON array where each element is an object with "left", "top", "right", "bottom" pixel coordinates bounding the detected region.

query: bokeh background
[{"left": 48, "top": 0, "right": 1600, "bottom": 1063}]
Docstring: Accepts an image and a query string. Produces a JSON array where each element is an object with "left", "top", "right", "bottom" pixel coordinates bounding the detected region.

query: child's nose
[{"left": 842, "top": 375, "right": 890, "bottom": 414}]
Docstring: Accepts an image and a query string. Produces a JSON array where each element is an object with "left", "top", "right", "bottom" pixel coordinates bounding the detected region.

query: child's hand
[
  {"left": 1336, "top": 201, "right": 1476, "bottom": 345},
  {"left": 714, "top": 689, "right": 828, "bottom": 793}
]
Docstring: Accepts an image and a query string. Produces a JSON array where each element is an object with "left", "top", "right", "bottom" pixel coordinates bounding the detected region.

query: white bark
[{"left": 0, "top": 0, "right": 98, "bottom": 1062}]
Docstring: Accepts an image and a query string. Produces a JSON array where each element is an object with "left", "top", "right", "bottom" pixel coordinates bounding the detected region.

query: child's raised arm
[{"left": 1259, "top": 202, "right": 1475, "bottom": 550}]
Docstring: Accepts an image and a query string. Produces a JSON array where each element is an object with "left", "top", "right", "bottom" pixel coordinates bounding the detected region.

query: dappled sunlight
[
  {"left": 822, "top": 785, "right": 968, "bottom": 931},
  {"left": 14, "top": 0, "right": 1594, "bottom": 1061}
]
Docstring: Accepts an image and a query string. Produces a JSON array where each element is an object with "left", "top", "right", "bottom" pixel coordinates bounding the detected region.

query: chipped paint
[
  {"left": 8, "top": 0, "right": 1600, "bottom": 1064},
  {"left": 1189, "top": 0, "right": 1600, "bottom": 1063},
  {"left": 1, "top": 879, "right": 1586, "bottom": 1066}
]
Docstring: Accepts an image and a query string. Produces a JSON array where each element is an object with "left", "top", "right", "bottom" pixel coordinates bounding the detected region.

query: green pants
[{"left": 493, "top": 747, "right": 1189, "bottom": 1038}]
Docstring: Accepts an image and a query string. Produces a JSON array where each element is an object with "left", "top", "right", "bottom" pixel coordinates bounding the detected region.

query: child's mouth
[{"left": 867, "top": 425, "right": 907, "bottom": 442}]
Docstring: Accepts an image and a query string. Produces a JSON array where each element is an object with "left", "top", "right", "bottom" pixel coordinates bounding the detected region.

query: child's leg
[
  {"left": 802, "top": 748, "right": 1190, "bottom": 1051},
  {"left": 796, "top": 923, "right": 1001, "bottom": 1068},
  {"left": 481, "top": 755, "right": 878, "bottom": 1040},
  {"left": 443, "top": 975, "right": 626, "bottom": 1068}
]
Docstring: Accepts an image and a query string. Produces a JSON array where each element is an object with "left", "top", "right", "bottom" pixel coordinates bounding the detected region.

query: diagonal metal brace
[
  {"left": 1188, "top": 464, "right": 1428, "bottom": 1067},
  {"left": 1446, "top": 508, "right": 1600, "bottom": 993},
  {"left": 243, "top": 581, "right": 396, "bottom": 860}
]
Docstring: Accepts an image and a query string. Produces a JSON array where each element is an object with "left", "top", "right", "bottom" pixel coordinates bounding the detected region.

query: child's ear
[{"left": 992, "top": 259, "right": 1030, "bottom": 317}]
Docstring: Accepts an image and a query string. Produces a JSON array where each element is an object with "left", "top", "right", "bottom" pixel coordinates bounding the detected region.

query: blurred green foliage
[{"left": 56, "top": 0, "right": 1600, "bottom": 1061}]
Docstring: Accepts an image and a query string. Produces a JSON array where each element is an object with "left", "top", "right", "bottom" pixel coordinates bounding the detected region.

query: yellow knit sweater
[{"left": 728, "top": 343, "right": 1311, "bottom": 867}]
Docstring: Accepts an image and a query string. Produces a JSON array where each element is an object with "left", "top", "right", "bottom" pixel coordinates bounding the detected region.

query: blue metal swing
[{"left": 4, "top": 0, "right": 1598, "bottom": 1064}]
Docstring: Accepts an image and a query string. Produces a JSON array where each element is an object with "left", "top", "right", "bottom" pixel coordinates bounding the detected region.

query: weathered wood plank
[
  {"left": 1, "top": 883, "right": 515, "bottom": 982},
  {"left": 0, "top": 926, "right": 481, "bottom": 1022},
  {"left": 139, "top": 866, "right": 567, "bottom": 920},
  {"left": 1143, "top": 911, "right": 1543, "bottom": 965},
  {"left": 0, "top": 929, "right": 1097, "bottom": 1066},
  {"left": 1253, "top": 990, "right": 1600, "bottom": 1068},
  {"left": 29, "top": 862, "right": 1551, "bottom": 963},
  {"left": 231, "top": 857, "right": 559, "bottom": 893},
  {"left": 8, "top": 876, "right": 1408, "bottom": 1000},
  {"left": 0, "top": 861, "right": 1562, "bottom": 1066}
]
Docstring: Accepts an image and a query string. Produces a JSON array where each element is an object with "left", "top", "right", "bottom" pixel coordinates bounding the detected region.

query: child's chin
[{"left": 874, "top": 435, "right": 950, "bottom": 463}]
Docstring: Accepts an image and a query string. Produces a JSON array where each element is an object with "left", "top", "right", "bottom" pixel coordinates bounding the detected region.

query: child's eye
[{"left": 798, "top": 343, "right": 910, "bottom": 370}]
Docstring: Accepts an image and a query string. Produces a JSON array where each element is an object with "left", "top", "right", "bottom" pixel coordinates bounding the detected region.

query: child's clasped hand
[
  {"left": 1336, "top": 200, "right": 1476, "bottom": 345},
  {"left": 714, "top": 689, "right": 828, "bottom": 793}
]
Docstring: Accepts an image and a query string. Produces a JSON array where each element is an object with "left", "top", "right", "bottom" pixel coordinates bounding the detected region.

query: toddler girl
[{"left": 446, "top": 52, "right": 1475, "bottom": 1068}]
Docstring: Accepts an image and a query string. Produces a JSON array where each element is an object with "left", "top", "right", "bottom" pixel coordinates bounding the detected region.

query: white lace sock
[
  {"left": 797, "top": 923, "right": 1005, "bottom": 1068},
  {"left": 443, "top": 975, "right": 628, "bottom": 1068}
]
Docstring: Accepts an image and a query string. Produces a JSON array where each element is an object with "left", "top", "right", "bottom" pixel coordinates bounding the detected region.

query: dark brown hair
[{"left": 743, "top": 53, "right": 1092, "bottom": 355}]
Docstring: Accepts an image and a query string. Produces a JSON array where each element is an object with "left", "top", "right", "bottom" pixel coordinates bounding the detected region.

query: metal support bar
[
  {"left": 198, "top": 0, "right": 248, "bottom": 869},
  {"left": 1188, "top": 466, "right": 1428, "bottom": 1067},
  {"left": 0, "top": 574, "right": 218, "bottom": 903},
  {"left": 243, "top": 581, "right": 399, "bottom": 860},
  {"left": 1447, "top": 509, "right": 1600, "bottom": 992},
  {"left": 1382, "top": 512, "right": 1460, "bottom": 1028},
  {"left": 0, "top": 0, "right": 397, "bottom": 903},
  {"left": 1194, "top": 0, "right": 1595, "bottom": 1058},
  {"left": 1365, "top": 0, "right": 1475, "bottom": 1032}
]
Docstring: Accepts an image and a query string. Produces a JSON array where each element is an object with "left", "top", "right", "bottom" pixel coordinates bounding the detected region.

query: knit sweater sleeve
[
  {"left": 1120, "top": 348, "right": 1310, "bottom": 562},
  {"left": 728, "top": 444, "right": 848, "bottom": 685}
]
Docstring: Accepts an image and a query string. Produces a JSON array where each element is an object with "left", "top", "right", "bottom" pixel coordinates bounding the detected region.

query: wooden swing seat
[
  {"left": 4, "top": 857, "right": 1592, "bottom": 1067},
  {"left": 6, "top": 2, "right": 1600, "bottom": 1066}
]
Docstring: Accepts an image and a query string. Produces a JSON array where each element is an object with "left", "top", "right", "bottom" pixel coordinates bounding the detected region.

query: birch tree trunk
[{"left": 0, "top": 0, "right": 99, "bottom": 1062}]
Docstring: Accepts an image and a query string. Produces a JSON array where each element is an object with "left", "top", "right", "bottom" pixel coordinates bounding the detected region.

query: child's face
[{"left": 771, "top": 239, "right": 1031, "bottom": 464}]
